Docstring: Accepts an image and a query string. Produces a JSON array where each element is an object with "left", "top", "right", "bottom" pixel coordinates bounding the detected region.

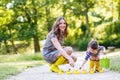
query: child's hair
[{"left": 88, "top": 40, "right": 99, "bottom": 50}]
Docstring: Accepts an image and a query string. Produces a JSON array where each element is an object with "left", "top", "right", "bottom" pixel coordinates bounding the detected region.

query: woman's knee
[
  {"left": 71, "top": 54, "right": 77, "bottom": 62},
  {"left": 64, "top": 46, "right": 73, "bottom": 55},
  {"left": 73, "top": 56, "right": 77, "bottom": 62},
  {"left": 68, "top": 47, "right": 73, "bottom": 53}
]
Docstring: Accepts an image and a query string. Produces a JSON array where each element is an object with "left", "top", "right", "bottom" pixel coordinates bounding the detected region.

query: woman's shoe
[{"left": 50, "top": 64, "right": 60, "bottom": 72}]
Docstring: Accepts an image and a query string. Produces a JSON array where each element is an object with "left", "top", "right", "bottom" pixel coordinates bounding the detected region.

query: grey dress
[{"left": 42, "top": 32, "right": 64, "bottom": 64}]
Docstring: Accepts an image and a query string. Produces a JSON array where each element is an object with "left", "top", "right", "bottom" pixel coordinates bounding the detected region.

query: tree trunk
[
  {"left": 24, "top": 3, "right": 41, "bottom": 53},
  {"left": 46, "top": 7, "right": 51, "bottom": 32},
  {"left": 84, "top": 0, "right": 90, "bottom": 36},
  {"left": 33, "top": 35, "right": 40, "bottom": 52},
  {"left": 33, "top": 6, "right": 40, "bottom": 52},
  {"left": 3, "top": 39, "right": 10, "bottom": 53},
  {"left": 11, "top": 40, "right": 17, "bottom": 54},
  {"left": 8, "top": 27, "right": 17, "bottom": 54}
]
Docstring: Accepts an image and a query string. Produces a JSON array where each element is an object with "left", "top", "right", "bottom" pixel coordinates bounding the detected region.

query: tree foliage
[{"left": 0, "top": 0, "right": 120, "bottom": 53}]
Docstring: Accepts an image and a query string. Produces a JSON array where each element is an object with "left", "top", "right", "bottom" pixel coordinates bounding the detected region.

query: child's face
[{"left": 89, "top": 48, "right": 98, "bottom": 54}]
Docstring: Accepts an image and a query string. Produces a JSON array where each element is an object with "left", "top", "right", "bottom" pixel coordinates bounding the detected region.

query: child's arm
[
  {"left": 79, "top": 60, "right": 87, "bottom": 69},
  {"left": 99, "top": 46, "right": 106, "bottom": 55},
  {"left": 101, "top": 46, "right": 106, "bottom": 55},
  {"left": 79, "top": 51, "right": 90, "bottom": 69}
]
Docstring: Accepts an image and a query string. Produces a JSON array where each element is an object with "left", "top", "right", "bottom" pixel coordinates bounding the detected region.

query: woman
[{"left": 42, "top": 16, "right": 77, "bottom": 72}]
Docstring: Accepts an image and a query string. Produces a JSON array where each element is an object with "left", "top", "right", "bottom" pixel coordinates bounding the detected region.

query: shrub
[
  {"left": 64, "top": 35, "right": 76, "bottom": 46},
  {"left": 78, "top": 37, "right": 91, "bottom": 51},
  {"left": 94, "top": 21, "right": 120, "bottom": 48}
]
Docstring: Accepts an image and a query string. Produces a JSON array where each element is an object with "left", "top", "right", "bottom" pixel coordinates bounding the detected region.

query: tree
[
  {"left": 12, "top": 0, "right": 42, "bottom": 52},
  {"left": 0, "top": 2, "right": 17, "bottom": 54},
  {"left": 84, "top": 0, "right": 90, "bottom": 36}
]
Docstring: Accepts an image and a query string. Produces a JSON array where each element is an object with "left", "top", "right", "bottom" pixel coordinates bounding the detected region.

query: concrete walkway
[{"left": 6, "top": 51, "right": 120, "bottom": 80}]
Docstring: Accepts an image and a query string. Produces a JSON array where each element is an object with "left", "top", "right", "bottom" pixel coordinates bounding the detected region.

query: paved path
[{"left": 6, "top": 51, "right": 120, "bottom": 80}]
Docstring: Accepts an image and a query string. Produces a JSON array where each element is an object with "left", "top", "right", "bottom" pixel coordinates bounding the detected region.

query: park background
[{"left": 0, "top": 0, "right": 120, "bottom": 80}]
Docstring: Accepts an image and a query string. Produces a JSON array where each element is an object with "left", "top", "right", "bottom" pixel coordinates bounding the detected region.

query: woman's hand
[
  {"left": 68, "top": 58, "right": 74, "bottom": 67},
  {"left": 79, "top": 66, "right": 82, "bottom": 69}
]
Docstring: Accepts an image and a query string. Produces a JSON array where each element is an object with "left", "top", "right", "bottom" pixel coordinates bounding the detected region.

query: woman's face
[{"left": 58, "top": 19, "right": 67, "bottom": 32}]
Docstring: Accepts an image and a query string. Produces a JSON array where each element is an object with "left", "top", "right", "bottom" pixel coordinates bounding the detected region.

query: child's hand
[{"left": 103, "top": 52, "right": 106, "bottom": 55}]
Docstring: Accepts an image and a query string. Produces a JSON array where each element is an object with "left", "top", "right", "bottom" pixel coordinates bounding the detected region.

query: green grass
[
  {"left": 0, "top": 52, "right": 43, "bottom": 62},
  {"left": 109, "top": 50, "right": 120, "bottom": 73},
  {"left": 0, "top": 65, "right": 18, "bottom": 79},
  {"left": 0, "top": 52, "right": 46, "bottom": 80}
]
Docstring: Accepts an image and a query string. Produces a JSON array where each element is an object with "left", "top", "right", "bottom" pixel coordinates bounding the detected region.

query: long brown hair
[{"left": 51, "top": 16, "right": 68, "bottom": 40}]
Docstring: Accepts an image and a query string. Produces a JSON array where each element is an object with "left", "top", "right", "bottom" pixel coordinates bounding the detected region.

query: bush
[
  {"left": 94, "top": 21, "right": 120, "bottom": 48},
  {"left": 78, "top": 37, "right": 91, "bottom": 51},
  {"left": 64, "top": 35, "right": 76, "bottom": 46}
]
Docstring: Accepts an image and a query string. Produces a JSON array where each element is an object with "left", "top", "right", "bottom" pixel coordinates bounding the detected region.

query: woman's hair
[
  {"left": 51, "top": 16, "right": 68, "bottom": 40},
  {"left": 88, "top": 40, "right": 99, "bottom": 50}
]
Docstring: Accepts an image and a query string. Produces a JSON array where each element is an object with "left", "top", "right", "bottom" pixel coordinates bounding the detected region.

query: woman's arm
[{"left": 51, "top": 38, "right": 74, "bottom": 67}]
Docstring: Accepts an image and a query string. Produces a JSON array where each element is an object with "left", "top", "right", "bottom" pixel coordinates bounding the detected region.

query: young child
[{"left": 79, "top": 40, "right": 106, "bottom": 72}]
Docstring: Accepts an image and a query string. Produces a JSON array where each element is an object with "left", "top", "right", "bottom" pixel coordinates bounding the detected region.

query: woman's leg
[
  {"left": 63, "top": 46, "right": 77, "bottom": 62},
  {"left": 50, "top": 46, "right": 77, "bottom": 72},
  {"left": 50, "top": 56, "right": 66, "bottom": 72},
  {"left": 50, "top": 47, "right": 72, "bottom": 72}
]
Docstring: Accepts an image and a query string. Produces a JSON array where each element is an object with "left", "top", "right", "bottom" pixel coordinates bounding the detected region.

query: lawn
[
  {"left": 0, "top": 52, "right": 46, "bottom": 80},
  {"left": 109, "top": 49, "right": 120, "bottom": 73}
]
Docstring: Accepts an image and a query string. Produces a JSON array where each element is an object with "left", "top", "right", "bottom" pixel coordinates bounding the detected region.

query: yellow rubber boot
[
  {"left": 95, "top": 61, "right": 100, "bottom": 72},
  {"left": 89, "top": 60, "right": 95, "bottom": 70},
  {"left": 62, "top": 59, "right": 68, "bottom": 64},
  {"left": 50, "top": 56, "right": 66, "bottom": 72}
]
